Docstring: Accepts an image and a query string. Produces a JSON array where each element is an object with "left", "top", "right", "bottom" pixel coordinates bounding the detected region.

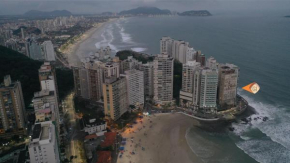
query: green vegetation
[
  {"left": 74, "top": 96, "right": 105, "bottom": 120},
  {"left": 116, "top": 50, "right": 154, "bottom": 63},
  {"left": 56, "top": 68, "right": 74, "bottom": 100},
  {"left": 0, "top": 45, "right": 75, "bottom": 108},
  {"left": 173, "top": 60, "right": 182, "bottom": 105},
  {"left": 0, "top": 45, "right": 42, "bottom": 108},
  {"left": 115, "top": 111, "right": 138, "bottom": 129}
]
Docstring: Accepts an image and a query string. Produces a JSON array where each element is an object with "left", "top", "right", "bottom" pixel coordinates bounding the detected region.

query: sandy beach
[{"left": 117, "top": 113, "right": 202, "bottom": 163}]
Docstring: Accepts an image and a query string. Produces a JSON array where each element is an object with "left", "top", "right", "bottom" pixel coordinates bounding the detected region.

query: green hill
[
  {"left": 0, "top": 45, "right": 42, "bottom": 108},
  {"left": 0, "top": 46, "right": 74, "bottom": 108}
]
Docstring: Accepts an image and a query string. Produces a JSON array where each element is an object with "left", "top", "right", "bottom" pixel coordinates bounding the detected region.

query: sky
[{"left": 0, "top": 0, "right": 289, "bottom": 15}]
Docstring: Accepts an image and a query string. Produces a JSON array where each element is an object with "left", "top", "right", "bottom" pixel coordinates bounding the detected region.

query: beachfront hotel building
[
  {"left": 42, "top": 41, "right": 56, "bottom": 62},
  {"left": 28, "top": 121, "right": 60, "bottom": 163},
  {"left": 153, "top": 54, "right": 174, "bottom": 104},
  {"left": 103, "top": 77, "right": 128, "bottom": 120},
  {"left": 218, "top": 63, "right": 239, "bottom": 107},
  {"left": 179, "top": 61, "right": 201, "bottom": 107},
  {"left": 198, "top": 68, "right": 219, "bottom": 112},
  {"left": 0, "top": 75, "right": 26, "bottom": 137},
  {"left": 121, "top": 69, "right": 144, "bottom": 106}
]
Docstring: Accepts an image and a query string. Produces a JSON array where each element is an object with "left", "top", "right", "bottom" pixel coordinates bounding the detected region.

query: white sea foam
[
  {"left": 233, "top": 89, "right": 290, "bottom": 152},
  {"left": 236, "top": 139, "right": 290, "bottom": 163},
  {"left": 131, "top": 47, "right": 147, "bottom": 52},
  {"left": 120, "top": 27, "right": 132, "bottom": 43},
  {"left": 94, "top": 24, "right": 119, "bottom": 53}
]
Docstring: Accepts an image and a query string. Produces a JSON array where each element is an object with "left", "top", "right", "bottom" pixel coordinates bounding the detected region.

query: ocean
[{"left": 77, "top": 11, "right": 290, "bottom": 163}]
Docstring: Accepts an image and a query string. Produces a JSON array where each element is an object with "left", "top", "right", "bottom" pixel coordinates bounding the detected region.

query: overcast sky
[{"left": 0, "top": 0, "right": 289, "bottom": 15}]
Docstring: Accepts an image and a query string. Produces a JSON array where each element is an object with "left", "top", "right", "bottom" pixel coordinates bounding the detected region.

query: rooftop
[
  {"left": 40, "top": 126, "right": 49, "bottom": 140},
  {"left": 96, "top": 151, "right": 111, "bottom": 163},
  {"left": 100, "top": 132, "right": 117, "bottom": 147},
  {"left": 85, "top": 134, "right": 98, "bottom": 140},
  {"left": 34, "top": 90, "right": 54, "bottom": 98}
]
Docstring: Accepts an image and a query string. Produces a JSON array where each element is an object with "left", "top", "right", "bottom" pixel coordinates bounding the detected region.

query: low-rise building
[{"left": 82, "top": 118, "right": 107, "bottom": 136}]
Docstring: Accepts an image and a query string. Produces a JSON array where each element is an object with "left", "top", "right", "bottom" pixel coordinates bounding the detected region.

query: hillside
[
  {"left": 0, "top": 45, "right": 42, "bottom": 107},
  {"left": 0, "top": 46, "right": 74, "bottom": 108},
  {"left": 119, "top": 7, "right": 171, "bottom": 15},
  {"left": 178, "top": 10, "right": 211, "bottom": 16},
  {"left": 23, "top": 10, "right": 72, "bottom": 17}
]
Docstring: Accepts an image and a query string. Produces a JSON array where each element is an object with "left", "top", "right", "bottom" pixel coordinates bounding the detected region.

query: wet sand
[{"left": 117, "top": 113, "right": 202, "bottom": 163}]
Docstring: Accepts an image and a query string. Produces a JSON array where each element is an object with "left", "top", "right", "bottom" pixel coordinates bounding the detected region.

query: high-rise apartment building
[
  {"left": 206, "top": 57, "right": 218, "bottom": 69},
  {"left": 29, "top": 41, "right": 44, "bottom": 60},
  {"left": 160, "top": 37, "right": 195, "bottom": 64},
  {"left": 218, "top": 63, "right": 239, "bottom": 107},
  {"left": 140, "top": 62, "right": 154, "bottom": 97},
  {"left": 0, "top": 75, "right": 26, "bottom": 137},
  {"left": 120, "top": 56, "right": 142, "bottom": 74},
  {"left": 153, "top": 54, "right": 174, "bottom": 104},
  {"left": 103, "top": 77, "right": 128, "bottom": 120},
  {"left": 179, "top": 61, "right": 201, "bottom": 107},
  {"left": 36, "top": 62, "right": 60, "bottom": 140},
  {"left": 28, "top": 121, "right": 60, "bottom": 163},
  {"left": 160, "top": 36, "right": 173, "bottom": 56},
  {"left": 73, "top": 60, "right": 119, "bottom": 101},
  {"left": 198, "top": 68, "right": 218, "bottom": 111},
  {"left": 122, "top": 69, "right": 144, "bottom": 106},
  {"left": 42, "top": 41, "right": 55, "bottom": 61}
]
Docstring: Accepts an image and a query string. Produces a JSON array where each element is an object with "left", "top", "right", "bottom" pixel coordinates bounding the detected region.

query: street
[{"left": 63, "top": 93, "right": 86, "bottom": 163}]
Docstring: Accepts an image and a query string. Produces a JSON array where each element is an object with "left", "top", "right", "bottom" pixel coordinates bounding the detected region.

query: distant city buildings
[
  {"left": 28, "top": 121, "right": 60, "bottom": 163},
  {"left": 153, "top": 54, "right": 174, "bottom": 104},
  {"left": 0, "top": 75, "right": 26, "bottom": 137}
]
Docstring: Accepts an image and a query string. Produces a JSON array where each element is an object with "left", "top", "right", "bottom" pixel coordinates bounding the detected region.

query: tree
[
  {"left": 129, "top": 105, "right": 136, "bottom": 110},
  {"left": 12, "top": 135, "right": 20, "bottom": 143}
]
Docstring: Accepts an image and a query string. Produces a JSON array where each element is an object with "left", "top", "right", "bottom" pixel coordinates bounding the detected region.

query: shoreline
[
  {"left": 62, "top": 18, "right": 118, "bottom": 67},
  {"left": 117, "top": 113, "right": 202, "bottom": 163}
]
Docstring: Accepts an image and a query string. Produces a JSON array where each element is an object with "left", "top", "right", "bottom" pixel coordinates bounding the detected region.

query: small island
[
  {"left": 285, "top": 15, "right": 290, "bottom": 18},
  {"left": 178, "top": 10, "right": 212, "bottom": 16}
]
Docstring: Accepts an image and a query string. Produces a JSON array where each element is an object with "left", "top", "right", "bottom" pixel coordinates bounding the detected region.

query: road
[{"left": 63, "top": 93, "right": 86, "bottom": 163}]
